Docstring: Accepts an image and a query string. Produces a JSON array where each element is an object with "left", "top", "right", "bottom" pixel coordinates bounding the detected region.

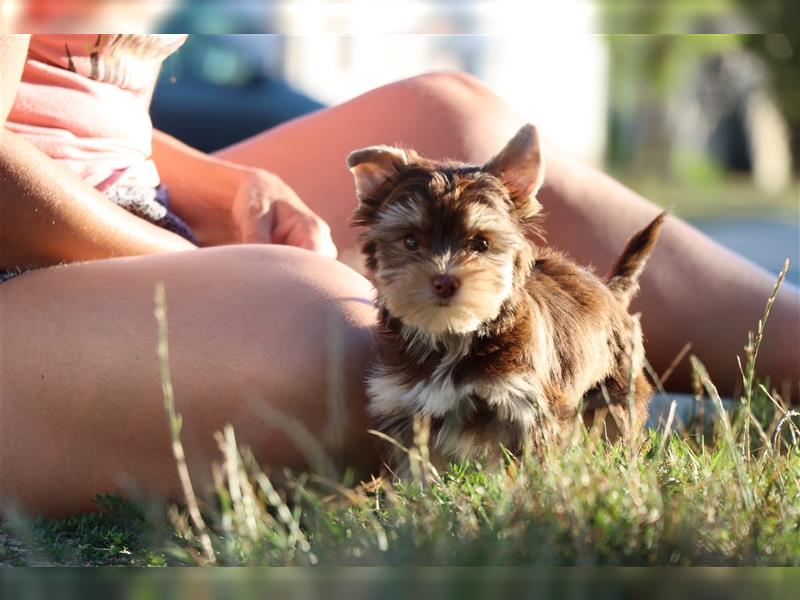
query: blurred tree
[
  {"left": 734, "top": 0, "right": 798, "bottom": 170},
  {"left": 602, "top": 0, "right": 797, "bottom": 179}
]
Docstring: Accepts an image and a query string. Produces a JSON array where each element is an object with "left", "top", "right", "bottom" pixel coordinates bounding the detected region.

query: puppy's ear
[
  {"left": 484, "top": 124, "right": 545, "bottom": 219},
  {"left": 346, "top": 145, "right": 409, "bottom": 199}
]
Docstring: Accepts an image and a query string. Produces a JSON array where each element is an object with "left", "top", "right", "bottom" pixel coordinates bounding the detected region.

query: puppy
[{"left": 347, "top": 124, "right": 665, "bottom": 473}]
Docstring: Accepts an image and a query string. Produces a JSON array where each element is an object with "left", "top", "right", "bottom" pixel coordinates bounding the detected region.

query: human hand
[{"left": 231, "top": 170, "right": 337, "bottom": 258}]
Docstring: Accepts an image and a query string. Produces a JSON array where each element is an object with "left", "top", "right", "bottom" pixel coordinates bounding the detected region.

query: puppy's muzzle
[{"left": 432, "top": 274, "right": 460, "bottom": 299}]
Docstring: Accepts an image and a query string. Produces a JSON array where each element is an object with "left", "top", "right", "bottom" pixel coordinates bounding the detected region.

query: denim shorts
[{"left": 1, "top": 184, "right": 196, "bottom": 283}]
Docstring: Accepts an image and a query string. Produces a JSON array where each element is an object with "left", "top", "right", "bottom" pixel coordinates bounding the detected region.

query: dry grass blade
[
  {"left": 597, "top": 381, "right": 624, "bottom": 441},
  {"left": 211, "top": 423, "right": 316, "bottom": 564},
  {"left": 368, "top": 424, "right": 442, "bottom": 485},
  {"left": 624, "top": 314, "right": 642, "bottom": 444},
  {"left": 690, "top": 355, "right": 753, "bottom": 511},
  {"left": 756, "top": 383, "right": 799, "bottom": 449},
  {"left": 368, "top": 428, "right": 410, "bottom": 455},
  {"left": 241, "top": 449, "right": 316, "bottom": 564},
  {"left": 738, "top": 258, "right": 790, "bottom": 459},
  {"left": 774, "top": 411, "right": 800, "bottom": 449},
  {"left": 653, "top": 399, "right": 678, "bottom": 465},
  {"left": 249, "top": 397, "right": 337, "bottom": 479},
  {"left": 747, "top": 412, "right": 772, "bottom": 453},
  {"left": 214, "top": 429, "right": 245, "bottom": 539},
  {"left": 222, "top": 427, "right": 261, "bottom": 545},
  {"left": 759, "top": 384, "right": 791, "bottom": 418},
  {"left": 411, "top": 414, "right": 441, "bottom": 485},
  {"left": 659, "top": 342, "right": 691, "bottom": 385},
  {"left": 307, "top": 473, "right": 389, "bottom": 553},
  {"left": 154, "top": 281, "right": 216, "bottom": 565},
  {"left": 644, "top": 357, "right": 687, "bottom": 439}
]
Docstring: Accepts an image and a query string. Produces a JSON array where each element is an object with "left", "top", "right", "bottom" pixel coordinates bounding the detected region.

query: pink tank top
[{"left": 5, "top": 34, "right": 186, "bottom": 191}]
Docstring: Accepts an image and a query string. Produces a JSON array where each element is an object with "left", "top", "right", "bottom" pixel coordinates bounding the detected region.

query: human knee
[
  {"left": 384, "top": 71, "right": 523, "bottom": 162},
  {"left": 403, "top": 70, "right": 496, "bottom": 102},
  {"left": 209, "top": 246, "right": 375, "bottom": 448},
  {"left": 212, "top": 244, "right": 375, "bottom": 373}
]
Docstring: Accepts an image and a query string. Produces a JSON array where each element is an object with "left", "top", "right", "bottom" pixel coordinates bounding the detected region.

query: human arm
[
  {"left": 0, "top": 35, "right": 196, "bottom": 271},
  {"left": 151, "top": 129, "right": 337, "bottom": 257}
]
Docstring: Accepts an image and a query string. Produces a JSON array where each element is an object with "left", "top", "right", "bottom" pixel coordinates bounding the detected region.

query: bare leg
[
  {"left": 216, "top": 72, "right": 523, "bottom": 262},
  {"left": 3, "top": 74, "right": 796, "bottom": 518},
  {"left": 0, "top": 245, "right": 378, "bottom": 517},
  {"left": 538, "top": 147, "right": 799, "bottom": 399},
  {"left": 217, "top": 71, "right": 799, "bottom": 396}
]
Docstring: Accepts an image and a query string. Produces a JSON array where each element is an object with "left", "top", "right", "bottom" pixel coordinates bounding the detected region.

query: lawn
[{"left": 0, "top": 266, "right": 797, "bottom": 568}]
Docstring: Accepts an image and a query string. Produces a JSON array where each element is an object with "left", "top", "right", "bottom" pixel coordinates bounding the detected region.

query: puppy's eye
[
  {"left": 403, "top": 234, "right": 420, "bottom": 251},
  {"left": 470, "top": 237, "right": 490, "bottom": 253}
]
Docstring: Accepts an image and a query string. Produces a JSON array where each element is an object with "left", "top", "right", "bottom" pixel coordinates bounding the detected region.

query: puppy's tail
[{"left": 607, "top": 211, "right": 667, "bottom": 307}]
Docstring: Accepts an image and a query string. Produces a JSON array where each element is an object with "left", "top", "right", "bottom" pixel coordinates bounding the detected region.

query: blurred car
[{"left": 150, "top": 34, "right": 325, "bottom": 152}]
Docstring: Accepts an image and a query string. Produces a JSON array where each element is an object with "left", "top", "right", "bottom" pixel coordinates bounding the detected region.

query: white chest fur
[
  {"left": 367, "top": 367, "right": 467, "bottom": 418},
  {"left": 367, "top": 363, "right": 550, "bottom": 430}
]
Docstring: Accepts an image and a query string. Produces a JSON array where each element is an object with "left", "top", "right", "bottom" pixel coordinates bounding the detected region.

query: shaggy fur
[{"left": 347, "top": 124, "right": 665, "bottom": 474}]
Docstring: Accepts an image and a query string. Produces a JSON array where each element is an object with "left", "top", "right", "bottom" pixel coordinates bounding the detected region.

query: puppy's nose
[{"left": 432, "top": 274, "right": 460, "bottom": 299}]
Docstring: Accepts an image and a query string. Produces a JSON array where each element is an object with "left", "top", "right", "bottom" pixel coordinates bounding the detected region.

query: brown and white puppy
[{"left": 348, "top": 124, "right": 665, "bottom": 473}]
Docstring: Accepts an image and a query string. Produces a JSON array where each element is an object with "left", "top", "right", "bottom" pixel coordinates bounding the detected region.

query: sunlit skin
[{"left": 1, "top": 34, "right": 798, "bottom": 516}]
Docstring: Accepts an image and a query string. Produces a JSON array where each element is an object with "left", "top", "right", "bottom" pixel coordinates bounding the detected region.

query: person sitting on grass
[{"left": 1, "top": 34, "right": 797, "bottom": 516}]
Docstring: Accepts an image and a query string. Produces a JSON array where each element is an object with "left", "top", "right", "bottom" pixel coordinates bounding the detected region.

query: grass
[{"left": 1, "top": 264, "right": 797, "bottom": 568}]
